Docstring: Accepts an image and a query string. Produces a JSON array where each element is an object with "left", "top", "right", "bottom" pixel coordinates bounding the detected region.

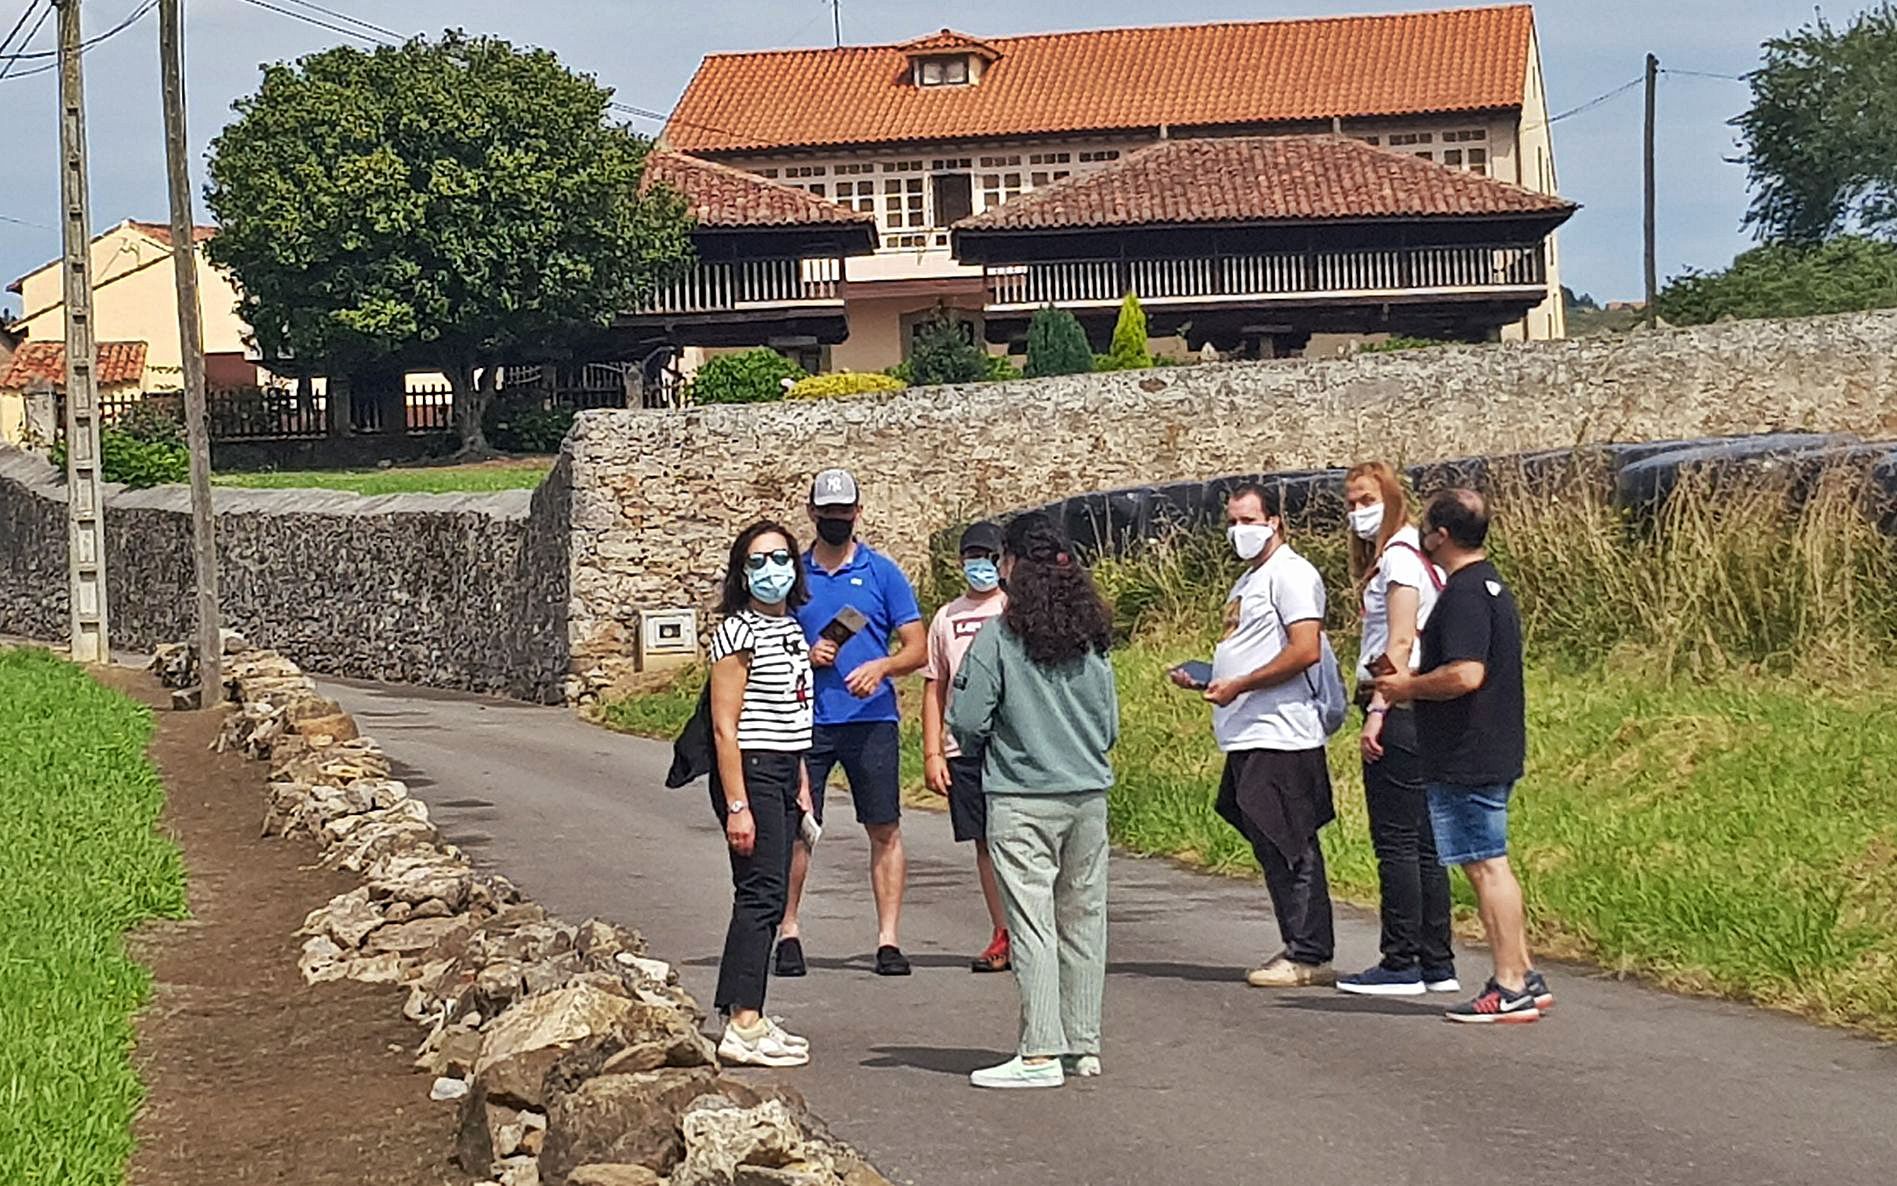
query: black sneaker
[
  {"left": 1444, "top": 978, "right": 1541, "bottom": 1024},
  {"left": 774, "top": 937, "right": 807, "bottom": 978},
  {"left": 1526, "top": 968, "right": 1555, "bottom": 1010},
  {"left": 874, "top": 944, "right": 912, "bottom": 977}
]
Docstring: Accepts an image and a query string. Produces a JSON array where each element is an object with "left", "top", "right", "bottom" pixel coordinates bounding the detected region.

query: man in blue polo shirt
[{"left": 779, "top": 468, "right": 927, "bottom": 977}]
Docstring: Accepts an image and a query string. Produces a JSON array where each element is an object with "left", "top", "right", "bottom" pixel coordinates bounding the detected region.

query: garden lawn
[
  {"left": 0, "top": 648, "right": 188, "bottom": 1186},
  {"left": 212, "top": 458, "right": 551, "bottom": 495},
  {"left": 600, "top": 640, "right": 1897, "bottom": 1037}
]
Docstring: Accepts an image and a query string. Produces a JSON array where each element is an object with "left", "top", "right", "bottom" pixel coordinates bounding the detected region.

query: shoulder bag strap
[{"left": 1385, "top": 540, "right": 1445, "bottom": 591}]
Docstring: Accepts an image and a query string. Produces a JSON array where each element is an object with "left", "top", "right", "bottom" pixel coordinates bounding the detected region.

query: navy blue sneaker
[
  {"left": 1336, "top": 963, "right": 1426, "bottom": 997},
  {"left": 1422, "top": 964, "right": 1461, "bottom": 993},
  {"left": 1444, "top": 978, "right": 1541, "bottom": 1024}
]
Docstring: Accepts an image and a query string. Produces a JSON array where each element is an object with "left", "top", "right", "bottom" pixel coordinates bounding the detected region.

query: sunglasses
[{"left": 745, "top": 549, "right": 794, "bottom": 571}]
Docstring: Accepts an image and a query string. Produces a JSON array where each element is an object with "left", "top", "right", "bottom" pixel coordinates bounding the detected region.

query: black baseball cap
[{"left": 959, "top": 522, "right": 1004, "bottom": 556}]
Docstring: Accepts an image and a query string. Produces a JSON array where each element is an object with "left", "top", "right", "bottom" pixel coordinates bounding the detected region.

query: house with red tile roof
[{"left": 665, "top": 5, "right": 1571, "bottom": 366}]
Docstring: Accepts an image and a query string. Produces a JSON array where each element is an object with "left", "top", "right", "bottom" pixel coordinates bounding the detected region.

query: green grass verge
[
  {"left": 0, "top": 647, "right": 188, "bottom": 1186},
  {"left": 212, "top": 460, "right": 551, "bottom": 495},
  {"left": 598, "top": 638, "right": 1897, "bottom": 1038}
]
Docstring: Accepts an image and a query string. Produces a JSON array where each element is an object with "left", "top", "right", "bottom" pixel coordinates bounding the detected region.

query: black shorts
[
  {"left": 946, "top": 754, "right": 987, "bottom": 843},
  {"left": 805, "top": 721, "right": 902, "bottom": 828}
]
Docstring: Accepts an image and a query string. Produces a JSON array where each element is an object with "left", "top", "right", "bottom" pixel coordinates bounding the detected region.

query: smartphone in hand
[
  {"left": 1364, "top": 653, "right": 1397, "bottom": 678},
  {"left": 820, "top": 605, "right": 868, "bottom": 645},
  {"left": 1173, "top": 660, "right": 1214, "bottom": 690}
]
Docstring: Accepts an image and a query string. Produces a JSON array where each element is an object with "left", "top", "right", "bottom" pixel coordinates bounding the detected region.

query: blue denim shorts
[{"left": 1426, "top": 782, "right": 1515, "bottom": 866}]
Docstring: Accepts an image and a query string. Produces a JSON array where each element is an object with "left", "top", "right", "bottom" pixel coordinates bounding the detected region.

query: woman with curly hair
[{"left": 948, "top": 511, "right": 1119, "bottom": 1090}]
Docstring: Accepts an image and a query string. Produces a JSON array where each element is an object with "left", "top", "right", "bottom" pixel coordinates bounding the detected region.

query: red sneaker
[{"left": 971, "top": 929, "right": 1010, "bottom": 973}]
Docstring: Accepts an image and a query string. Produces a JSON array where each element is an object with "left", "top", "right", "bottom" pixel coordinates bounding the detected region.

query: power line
[
  {"left": 1663, "top": 68, "right": 1749, "bottom": 82},
  {"left": 0, "top": 212, "right": 54, "bottom": 229},
  {"left": 279, "top": 0, "right": 402, "bottom": 42},
  {"left": 0, "top": 0, "right": 49, "bottom": 81},
  {"left": 233, "top": 0, "right": 386, "bottom": 46},
  {"left": 0, "top": 1, "right": 43, "bottom": 59},
  {"left": 1548, "top": 75, "right": 1645, "bottom": 126},
  {"left": 0, "top": 0, "right": 156, "bottom": 62}
]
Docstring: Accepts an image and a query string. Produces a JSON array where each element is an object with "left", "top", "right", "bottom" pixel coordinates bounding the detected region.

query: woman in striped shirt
[{"left": 709, "top": 520, "right": 816, "bottom": 1068}]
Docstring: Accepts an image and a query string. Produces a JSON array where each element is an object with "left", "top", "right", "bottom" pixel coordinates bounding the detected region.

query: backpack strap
[
  {"left": 1385, "top": 540, "right": 1445, "bottom": 591},
  {"left": 1265, "top": 567, "right": 1325, "bottom": 703}
]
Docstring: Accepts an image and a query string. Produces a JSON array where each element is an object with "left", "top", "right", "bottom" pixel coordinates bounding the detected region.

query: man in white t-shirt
[
  {"left": 1172, "top": 483, "right": 1337, "bottom": 987},
  {"left": 922, "top": 522, "right": 1012, "bottom": 972}
]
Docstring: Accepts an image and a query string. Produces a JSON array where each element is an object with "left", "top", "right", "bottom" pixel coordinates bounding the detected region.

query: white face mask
[
  {"left": 1349, "top": 503, "right": 1386, "bottom": 541},
  {"left": 1228, "top": 522, "right": 1275, "bottom": 561}
]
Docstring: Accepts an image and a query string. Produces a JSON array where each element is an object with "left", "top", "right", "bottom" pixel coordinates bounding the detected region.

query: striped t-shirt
[{"left": 709, "top": 610, "right": 813, "bottom": 752}]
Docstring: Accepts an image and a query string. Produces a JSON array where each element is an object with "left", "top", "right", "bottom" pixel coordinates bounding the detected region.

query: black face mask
[{"left": 814, "top": 516, "right": 854, "bottom": 547}]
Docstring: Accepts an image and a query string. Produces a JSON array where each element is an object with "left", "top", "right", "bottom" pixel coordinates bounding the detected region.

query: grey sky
[{"left": 0, "top": 1, "right": 1831, "bottom": 312}]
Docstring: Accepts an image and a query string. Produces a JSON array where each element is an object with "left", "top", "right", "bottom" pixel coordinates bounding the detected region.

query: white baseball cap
[{"left": 810, "top": 468, "right": 860, "bottom": 508}]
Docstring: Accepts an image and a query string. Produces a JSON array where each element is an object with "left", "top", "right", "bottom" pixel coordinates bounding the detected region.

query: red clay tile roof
[
  {"left": 642, "top": 150, "right": 877, "bottom": 230},
  {"left": 668, "top": 6, "right": 1534, "bottom": 153},
  {"left": 0, "top": 340, "right": 149, "bottom": 390},
  {"left": 900, "top": 29, "right": 1002, "bottom": 61},
  {"left": 126, "top": 220, "right": 218, "bottom": 246},
  {"left": 954, "top": 135, "right": 1575, "bottom": 232}
]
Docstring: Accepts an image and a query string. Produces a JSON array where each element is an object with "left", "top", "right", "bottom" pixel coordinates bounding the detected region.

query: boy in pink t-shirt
[{"left": 922, "top": 522, "right": 1011, "bottom": 972}]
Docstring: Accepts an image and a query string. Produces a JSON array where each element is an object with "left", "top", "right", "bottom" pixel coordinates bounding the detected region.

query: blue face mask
[
  {"left": 963, "top": 558, "right": 1001, "bottom": 593},
  {"left": 747, "top": 560, "right": 797, "bottom": 606}
]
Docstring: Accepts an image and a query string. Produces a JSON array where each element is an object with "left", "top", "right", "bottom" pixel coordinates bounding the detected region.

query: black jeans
[
  {"left": 1253, "top": 830, "right": 1336, "bottom": 965},
  {"left": 712, "top": 750, "right": 802, "bottom": 1015},
  {"left": 1364, "top": 708, "right": 1455, "bottom": 970},
  {"left": 1219, "top": 748, "right": 1336, "bottom": 965}
]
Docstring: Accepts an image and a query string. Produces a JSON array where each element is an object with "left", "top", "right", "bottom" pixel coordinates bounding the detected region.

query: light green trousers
[{"left": 986, "top": 791, "right": 1109, "bottom": 1058}]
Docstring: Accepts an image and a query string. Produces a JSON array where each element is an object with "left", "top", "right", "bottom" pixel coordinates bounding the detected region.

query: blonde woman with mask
[{"left": 1335, "top": 462, "right": 1459, "bottom": 998}]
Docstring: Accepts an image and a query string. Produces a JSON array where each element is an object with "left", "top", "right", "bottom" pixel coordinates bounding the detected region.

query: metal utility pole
[
  {"left": 56, "top": 0, "right": 109, "bottom": 664},
  {"left": 159, "top": 0, "right": 221, "bottom": 696},
  {"left": 830, "top": 0, "right": 841, "bottom": 48},
  {"left": 1643, "top": 52, "right": 1659, "bottom": 329}
]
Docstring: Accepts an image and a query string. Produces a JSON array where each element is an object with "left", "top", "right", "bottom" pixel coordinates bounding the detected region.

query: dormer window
[
  {"left": 900, "top": 29, "right": 1000, "bottom": 90},
  {"left": 917, "top": 56, "right": 971, "bottom": 87}
]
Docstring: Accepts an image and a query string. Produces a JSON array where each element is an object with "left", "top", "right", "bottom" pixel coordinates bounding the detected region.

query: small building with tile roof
[
  {"left": 953, "top": 135, "right": 1575, "bottom": 352},
  {"left": 665, "top": 5, "right": 1568, "bottom": 366}
]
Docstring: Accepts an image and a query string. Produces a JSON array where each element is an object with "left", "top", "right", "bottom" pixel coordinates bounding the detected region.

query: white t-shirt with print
[
  {"left": 1357, "top": 525, "right": 1445, "bottom": 681},
  {"left": 1210, "top": 543, "right": 1328, "bottom": 753}
]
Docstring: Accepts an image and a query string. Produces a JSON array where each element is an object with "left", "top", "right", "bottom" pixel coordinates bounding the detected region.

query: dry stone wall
[
  {"left": 566, "top": 310, "right": 1897, "bottom": 683},
  {"left": 0, "top": 449, "right": 570, "bottom": 701}
]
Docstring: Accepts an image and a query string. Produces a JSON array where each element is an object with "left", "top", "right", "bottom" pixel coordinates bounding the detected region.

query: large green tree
[
  {"left": 1735, "top": 4, "right": 1897, "bottom": 244},
  {"left": 206, "top": 32, "right": 694, "bottom": 453},
  {"left": 1656, "top": 236, "right": 1897, "bottom": 325}
]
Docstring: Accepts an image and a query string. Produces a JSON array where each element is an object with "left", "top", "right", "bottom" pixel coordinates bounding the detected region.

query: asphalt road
[{"left": 325, "top": 678, "right": 1897, "bottom": 1186}]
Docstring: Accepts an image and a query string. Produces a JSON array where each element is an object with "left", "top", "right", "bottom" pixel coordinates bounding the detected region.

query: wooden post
[
  {"left": 1643, "top": 53, "right": 1659, "bottom": 329},
  {"left": 56, "top": 0, "right": 109, "bottom": 664},
  {"left": 160, "top": 0, "right": 220, "bottom": 696}
]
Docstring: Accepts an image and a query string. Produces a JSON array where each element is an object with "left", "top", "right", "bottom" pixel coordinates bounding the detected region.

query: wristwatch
[{"left": 726, "top": 800, "right": 749, "bottom": 814}]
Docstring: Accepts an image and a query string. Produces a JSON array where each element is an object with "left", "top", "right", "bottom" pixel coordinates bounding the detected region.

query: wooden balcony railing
[
  {"left": 639, "top": 257, "right": 844, "bottom": 315},
  {"left": 986, "top": 244, "right": 1547, "bottom": 308}
]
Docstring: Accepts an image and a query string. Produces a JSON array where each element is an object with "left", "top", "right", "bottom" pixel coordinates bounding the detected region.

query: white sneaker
[
  {"left": 970, "top": 1055, "right": 1065, "bottom": 1089},
  {"left": 718, "top": 1022, "right": 809, "bottom": 1068},
  {"left": 765, "top": 1016, "right": 809, "bottom": 1051},
  {"left": 1062, "top": 1054, "right": 1102, "bottom": 1078}
]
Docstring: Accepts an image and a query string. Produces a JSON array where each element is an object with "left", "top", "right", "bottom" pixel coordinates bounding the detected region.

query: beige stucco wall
[
  {"left": 0, "top": 392, "right": 21, "bottom": 445},
  {"left": 13, "top": 223, "right": 253, "bottom": 390},
  {"left": 561, "top": 310, "right": 1897, "bottom": 678}
]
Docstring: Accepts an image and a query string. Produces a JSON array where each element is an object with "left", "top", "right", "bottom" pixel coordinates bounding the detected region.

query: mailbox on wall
[{"left": 637, "top": 608, "right": 698, "bottom": 672}]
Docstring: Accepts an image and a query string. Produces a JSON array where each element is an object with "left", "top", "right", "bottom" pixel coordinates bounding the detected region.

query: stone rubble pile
[{"left": 151, "top": 641, "right": 893, "bottom": 1186}]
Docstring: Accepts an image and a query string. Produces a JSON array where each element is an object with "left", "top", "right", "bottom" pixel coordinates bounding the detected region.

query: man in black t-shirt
[{"left": 1377, "top": 489, "right": 1551, "bottom": 1025}]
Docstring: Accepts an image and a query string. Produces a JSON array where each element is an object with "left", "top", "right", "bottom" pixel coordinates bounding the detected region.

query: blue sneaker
[
  {"left": 1422, "top": 964, "right": 1461, "bottom": 993},
  {"left": 1336, "top": 963, "right": 1426, "bottom": 997}
]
